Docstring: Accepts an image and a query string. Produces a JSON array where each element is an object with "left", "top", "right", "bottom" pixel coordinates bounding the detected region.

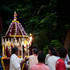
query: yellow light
[{"left": 30, "top": 33, "right": 32, "bottom": 36}]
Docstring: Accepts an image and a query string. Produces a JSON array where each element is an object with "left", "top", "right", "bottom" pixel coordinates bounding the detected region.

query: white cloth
[
  {"left": 45, "top": 54, "right": 50, "bottom": 65},
  {"left": 10, "top": 54, "right": 23, "bottom": 70},
  {"left": 65, "top": 54, "right": 70, "bottom": 68},
  {"left": 47, "top": 55, "right": 60, "bottom": 70},
  {"left": 29, "top": 54, "right": 38, "bottom": 69}
]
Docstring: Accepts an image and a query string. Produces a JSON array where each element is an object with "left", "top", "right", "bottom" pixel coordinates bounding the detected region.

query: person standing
[
  {"left": 56, "top": 48, "right": 67, "bottom": 70},
  {"left": 29, "top": 48, "right": 38, "bottom": 69},
  {"left": 9, "top": 47, "right": 24, "bottom": 70},
  {"left": 46, "top": 46, "right": 60, "bottom": 70}
]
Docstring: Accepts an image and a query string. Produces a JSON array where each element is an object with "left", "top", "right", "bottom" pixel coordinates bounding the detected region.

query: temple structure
[{"left": 2, "top": 11, "right": 32, "bottom": 57}]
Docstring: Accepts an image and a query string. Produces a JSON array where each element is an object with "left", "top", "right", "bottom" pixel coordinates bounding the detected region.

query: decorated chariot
[{"left": 1, "top": 11, "right": 32, "bottom": 70}]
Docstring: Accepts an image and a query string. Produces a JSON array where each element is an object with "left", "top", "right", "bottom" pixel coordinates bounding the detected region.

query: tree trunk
[{"left": 64, "top": 30, "right": 70, "bottom": 49}]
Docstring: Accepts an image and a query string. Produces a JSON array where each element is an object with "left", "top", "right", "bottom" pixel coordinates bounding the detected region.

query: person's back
[
  {"left": 10, "top": 54, "right": 22, "bottom": 70},
  {"left": 47, "top": 55, "right": 59, "bottom": 70},
  {"left": 29, "top": 48, "right": 38, "bottom": 69},
  {"left": 56, "top": 48, "right": 67, "bottom": 70},
  {"left": 29, "top": 54, "right": 38, "bottom": 68},
  {"left": 30, "top": 63, "right": 49, "bottom": 70},
  {"left": 30, "top": 51, "right": 50, "bottom": 70},
  {"left": 56, "top": 59, "right": 66, "bottom": 70}
]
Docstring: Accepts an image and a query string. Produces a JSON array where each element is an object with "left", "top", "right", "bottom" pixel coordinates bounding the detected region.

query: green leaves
[
  {"left": 0, "top": 0, "right": 66, "bottom": 54},
  {"left": 50, "top": 40, "right": 63, "bottom": 48}
]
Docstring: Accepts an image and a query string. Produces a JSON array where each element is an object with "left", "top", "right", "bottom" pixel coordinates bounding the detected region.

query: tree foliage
[{"left": 0, "top": 0, "right": 70, "bottom": 54}]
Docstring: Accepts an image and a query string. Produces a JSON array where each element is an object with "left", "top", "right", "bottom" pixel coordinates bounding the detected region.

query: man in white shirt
[
  {"left": 47, "top": 55, "right": 60, "bottom": 70},
  {"left": 9, "top": 47, "right": 23, "bottom": 70},
  {"left": 46, "top": 47, "right": 60, "bottom": 70}
]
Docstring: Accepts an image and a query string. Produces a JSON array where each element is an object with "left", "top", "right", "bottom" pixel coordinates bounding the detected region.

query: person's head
[
  {"left": 58, "top": 48, "right": 67, "bottom": 58},
  {"left": 32, "top": 48, "right": 38, "bottom": 55},
  {"left": 38, "top": 50, "right": 43, "bottom": 54},
  {"left": 48, "top": 46, "right": 57, "bottom": 56},
  {"left": 38, "top": 52, "right": 45, "bottom": 63},
  {"left": 12, "top": 47, "right": 18, "bottom": 55}
]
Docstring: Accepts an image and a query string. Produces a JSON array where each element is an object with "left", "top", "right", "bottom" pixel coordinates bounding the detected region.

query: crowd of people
[
  {"left": 45, "top": 46, "right": 70, "bottom": 70},
  {"left": 0, "top": 45, "right": 70, "bottom": 70}
]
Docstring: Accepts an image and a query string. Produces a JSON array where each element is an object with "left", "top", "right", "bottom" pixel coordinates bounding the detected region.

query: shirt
[
  {"left": 9, "top": 54, "right": 23, "bottom": 70},
  {"left": 47, "top": 55, "right": 60, "bottom": 70},
  {"left": 29, "top": 54, "right": 38, "bottom": 69},
  {"left": 30, "top": 63, "right": 50, "bottom": 70},
  {"left": 45, "top": 54, "right": 50, "bottom": 65},
  {"left": 56, "top": 59, "right": 66, "bottom": 70}
]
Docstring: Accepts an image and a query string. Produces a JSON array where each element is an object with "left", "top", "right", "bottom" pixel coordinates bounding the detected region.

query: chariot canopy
[{"left": 2, "top": 11, "right": 32, "bottom": 57}]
